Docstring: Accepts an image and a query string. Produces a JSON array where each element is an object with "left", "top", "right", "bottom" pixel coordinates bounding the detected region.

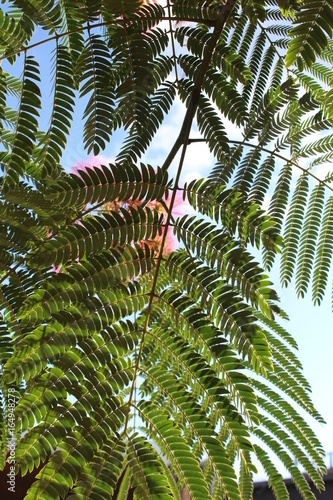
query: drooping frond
[
  {"left": 280, "top": 173, "right": 309, "bottom": 286},
  {"left": 312, "top": 196, "right": 333, "bottom": 304},
  {"left": 0, "top": 54, "right": 41, "bottom": 189},
  {"left": 286, "top": 0, "right": 333, "bottom": 68},
  {"left": 28, "top": 206, "right": 163, "bottom": 269},
  {"left": 80, "top": 33, "right": 115, "bottom": 155},
  {"left": 172, "top": 219, "right": 279, "bottom": 318},
  {"left": 35, "top": 43, "right": 76, "bottom": 176},
  {"left": 263, "top": 163, "right": 293, "bottom": 269},
  {"left": 117, "top": 79, "right": 176, "bottom": 164},
  {"left": 11, "top": 0, "right": 62, "bottom": 34},
  {"left": 183, "top": 179, "right": 283, "bottom": 252},
  {"left": 47, "top": 162, "right": 170, "bottom": 212},
  {"left": 109, "top": 21, "right": 170, "bottom": 138},
  {"left": 0, "top": 9, "right": 31, "bottom": 62}
]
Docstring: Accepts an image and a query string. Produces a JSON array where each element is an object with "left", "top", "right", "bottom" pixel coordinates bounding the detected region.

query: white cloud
[
  {"left": 182, "top": 141, "right": 214, "bottom": 180},
  {"left": 312, "top": 162, "right": 333, "bottom": 181}
]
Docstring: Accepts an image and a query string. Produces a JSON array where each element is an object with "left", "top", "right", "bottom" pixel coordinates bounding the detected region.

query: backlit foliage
[{"left": 0, "top": 0, "right": 332, "bottom": 498}]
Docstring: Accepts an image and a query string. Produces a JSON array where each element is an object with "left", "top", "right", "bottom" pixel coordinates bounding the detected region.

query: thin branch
[
  {"left": 0, "top": 16, "right": 215, "bottom": 63},
  {"left": 124, "top": 0, "right": 238, "bottom": 433},
  {"left": 187, "top": 138, "right": 333, "bottom": 192},
  {"left": 159, "top": 198, "right": 192, "bottom": 256},
  {"left": 167, "top": 0, "right": 179, "bottom": 86},
  {"left": 258, "top": 19, "right": 287, "bottom": 68}
]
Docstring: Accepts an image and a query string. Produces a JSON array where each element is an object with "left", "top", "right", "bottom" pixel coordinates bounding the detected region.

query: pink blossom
[
  {"left": 164, "top": 190, "right": 186, "bottom": 218},
  {"left": 163, "top": 227, "right": 178, "bottom": 254},
  {"left": 70, "top": 157, "right": 189, "bottom": 255},
  {"left": 145, "top": 190, "right": 187, "bottom": 255},
  {"left": 71, "top": 155, "right": 111, "bottom": 178}
]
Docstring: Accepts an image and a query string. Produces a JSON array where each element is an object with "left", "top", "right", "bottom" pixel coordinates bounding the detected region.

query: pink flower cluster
[{"left": 71, "top": 155, "right": 187, "bottom": 255}]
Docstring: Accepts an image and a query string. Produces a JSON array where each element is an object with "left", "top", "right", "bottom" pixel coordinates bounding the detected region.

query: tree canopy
[{"left": 0, "top": 0, "right": 333, "bottom": 498}]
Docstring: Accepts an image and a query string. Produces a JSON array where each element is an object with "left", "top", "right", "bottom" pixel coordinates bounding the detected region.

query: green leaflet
[
  {"left": 144, "top": 320, "right": 255, "bottom": 449},
  {"left": 137, "top": 367, "right": 241, "bottom": 500},
  {"left": 244, "top": 78, "right": 299, "bottom": 143},
  {"left": 233, "top": 147, "right": 263, "bottom": 195},
  {"left": 238, "top": 452, "right": 253, "bottom": 500},
  {"left": 147, "top": 302, "right": 259, "bottom": 425},
  {"left": 281, "top": 174, "right": 309, "bottom": 286},
  {"left": 0, "top": 9, "right": 31, "bottom": 62},
  {"left": 263, "top": 163, "right": 293, "bottom": 269},
  {"left": 253, "top": 427, "right": 321, "bottom": 499},
  {"left": 249, "top": 155, "right": 275, "bottom": 205},
  {"left": 18, "top": 245, "right": 156, "bottom": 327},
  {"left": 171, "top": 220, "right": 279, "bottom": 318},
  {"left": 312, "top": 196, "right": 333, "bottom": 304},
  {"left": 296, "top": 184, "right": 326, "bottom": 298},
  {"left": 80, "top": 33, "right": 115, "bottom": 155},
  {"left": 126, "top": 433, "right": 175, "bottom": 500},
  {"left": 175, "top": 26, "right": 251, "bottom": 84},
  {"left": 68, "top": 437, "right": 129, "bottom": 499},
  {"left": 117, "top": 79, "right": 176, "bottom": 164},
  {"left": 0, "top": 54, "right": 41, "bottom": 190},
  {"left": 28, "top": 206, "right": 163, "bottom": 268},
  {"left": 286, "top": 0, "right": 333, "bottom": 68},
  {"left": 46, "top": 162, "right": 170, "bottom": 209},
  {"left": 36, "top": 43, "right": 76, "bottom": 176},
  {"left": 12, "top": 0, "right": 62, "bottom": 34},
  {"left": 183, "top": 179, "right": 283, "bottom": 252},
  {"left": 253, "top": 445, "right": 289, "bottom": 500}
]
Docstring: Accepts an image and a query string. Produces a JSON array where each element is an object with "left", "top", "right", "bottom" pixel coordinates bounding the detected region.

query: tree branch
[
  {"left": 187, "top": 138, "right": 333, "bottom": 192},
  {"left": 161, "top": 0, "right": 237, "bottom": 172},
  {"left": 124, "top": 0, "right": 238, "bottom": 432}
]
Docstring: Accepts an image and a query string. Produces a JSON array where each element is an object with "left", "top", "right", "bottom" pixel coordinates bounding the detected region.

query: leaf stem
[
  {"left": 0, "top": 16, "right": 216, "bottom": 63},
  {"left": 167, "top": 0, "right": 179, "bottom": 86},
  {"left": 124, "top": 0, "right": 238, "bottom": 433},
  {"left": 161, "top": 0, "right": 237, "bottom": 172},
  {"left": 187, "top": 138, "right": 333, "bottom": 192}
]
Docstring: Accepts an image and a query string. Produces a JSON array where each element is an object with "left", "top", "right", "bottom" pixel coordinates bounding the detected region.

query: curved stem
[
  {"left": 187, "top": 138, "right": 333, "bottom": 192},
  {"left": 0, "top": 16, "right": 216, "bottom": 63},
  {"left": 124, "top": 0, "right": 238, "bottom": 433},
  {"left": 167, "top": 0, "right": 179, "bottom": 86}
]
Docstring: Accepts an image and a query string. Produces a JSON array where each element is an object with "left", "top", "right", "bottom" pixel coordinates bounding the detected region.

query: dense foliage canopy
[{"left": 0, "top": 0, "right": 333, "bottom": 498}]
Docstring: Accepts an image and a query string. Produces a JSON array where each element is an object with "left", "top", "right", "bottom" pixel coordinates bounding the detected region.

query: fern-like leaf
[
  {"left": 0, "top": 55, "right": 41, "bottom": 189},
  {"left": 286, "top": 0, "right": 333, "bottom": 68}
]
